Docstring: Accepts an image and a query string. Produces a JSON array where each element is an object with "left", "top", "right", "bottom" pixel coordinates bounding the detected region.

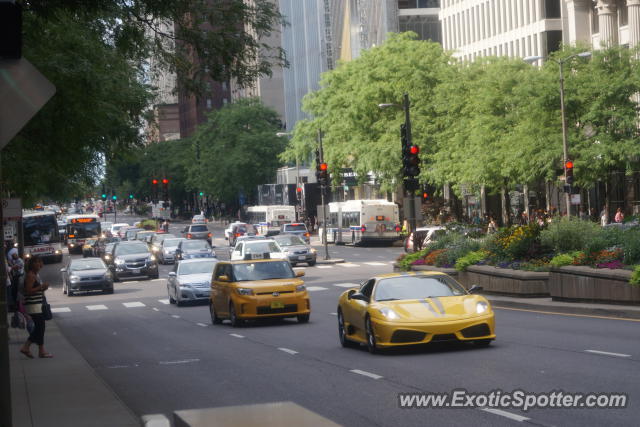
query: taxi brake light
[
  {"left": 187, "top": 233, "right": 193, "bottom": 239},
  {"left": 361, "top": 225, "right": 366, "bottom": 232},
  {"left": 207, "top": 233, "right": 212, "bottom": 238}
]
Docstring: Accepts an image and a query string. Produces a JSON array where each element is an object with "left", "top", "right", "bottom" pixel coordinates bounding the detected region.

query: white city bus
[
  {"left": 23, "top": 211, "right": 63, "bottom": 263},
  {"left": 246, "top": 205, "right": 296, "bottom": 236},
  {"left": 321, "top": 199, "right": 401, "bottom": 246},
  {"left": 65, "top": 214, "right": 101, "bottom": 254}
]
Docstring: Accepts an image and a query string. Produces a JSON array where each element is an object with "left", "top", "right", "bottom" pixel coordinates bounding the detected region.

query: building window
[
  {"left": 545, "top": 30, "right": 563, "bottom": 55},
  {"left": 591, "top": 3, "right": 599, "bottom": 34},
  {"left": 398, "top": 0, "right": 440, "bottom": 7},
  {"left": 542, "top": 0, "right": 561, "bottom": 19},
  {"left": 619, "top": 0, "right": 628, "bottom": 26},
  {"left": 206, "top": 99, "right": 212, "bottom": 109}
]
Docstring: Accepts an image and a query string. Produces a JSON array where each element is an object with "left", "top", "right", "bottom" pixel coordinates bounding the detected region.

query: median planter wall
[
  {"left": 394, "top": 264, "right": 460, "bottom": 278},
  {"left": 550, "top": 266, "right": 640, "bottom": 305},
  {"left": 462, "top": 265, "right": 550, "bottom": 297}
]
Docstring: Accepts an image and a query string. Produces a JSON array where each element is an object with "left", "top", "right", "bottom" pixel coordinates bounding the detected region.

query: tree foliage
[{"left": 188, "top": 98, "right": 286, "bottom": 204}]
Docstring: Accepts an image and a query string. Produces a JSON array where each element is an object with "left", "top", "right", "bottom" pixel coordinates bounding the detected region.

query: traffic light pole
[
  {"left": 403, "top": 93, "right": 417, "bottom": 252},
  {"left": 559, "top": 61, "right": 572, "bottom": 217},
  {"left": 318, "top": 129, "right": 330, "bottom": 260}
]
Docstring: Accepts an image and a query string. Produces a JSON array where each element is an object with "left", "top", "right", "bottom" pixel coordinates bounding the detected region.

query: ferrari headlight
[
  {"left": 295, "top": 284, "right": 306, "bottom": 292},
  {"left": 476, "top": 301, "right": 489, "bottom": 314},
  {"left": 379, "top": 307, "right": 399, "bottom": 320},
  {"left": 237, "top": 288, "right": 253, "bottom": 296}
]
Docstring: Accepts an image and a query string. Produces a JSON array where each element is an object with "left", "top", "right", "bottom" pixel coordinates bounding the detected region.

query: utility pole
[
  {"left": 558, "top": 60, "right": 572, "bottom": 217},
  {"left": 318, "top": 129, "right": 330, "bottom": 260},
  {"left": 403, "top": 93, "right": 418, "bottom": 252},
  {"left": 0, "top": 152, "right": 12, "bottom": 427}
]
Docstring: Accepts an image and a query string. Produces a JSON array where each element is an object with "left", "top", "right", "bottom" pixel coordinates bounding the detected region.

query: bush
[
  {"left": 630, "top": 265, "right": 640, "bottom": 286},
  {"left": 621, "top": 228, "right": 640, "bottom": 265},
  {"left": 139, "top": 219, "right": 159, "bottom": 230},
  {"left": 484, "top": 223, "right": 541, "bottom": 261},
  {"left": 549, "top": 252, "right": 582, "bottom": 268},
  {"left": 396, "top": 249, "right": 428, "bottom": 271},
  {"left": 540, "top": 218, "right": 602, "bottom": 253},
  {"left": 455, "top": 250, "right": 488, "bottom": 271}
]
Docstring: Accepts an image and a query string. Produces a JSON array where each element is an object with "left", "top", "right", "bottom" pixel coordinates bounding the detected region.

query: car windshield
[
  {"left": 234, "top": 224, "right": 256, "bottom": 234},
  {"left": 233, "top": 261, "right": 295, "bottom": 281},
  {"left": 374, "top": 275, "right": 467, "bottom": 301},
  {"left": 115, "top": 244, "right": 149, "bottom": 255},
  {"left": 164, "top": 239, "right": 183, "bottom": 248},
  {"left": 71, "top": 259, "right": 105, "bottom": 271},
  {"left": 127, "top": 229, "right": 142, "bottom": 236},
  {"left": 284, "top": 224, "right": 307, "bottom": 231},
  {"left": 244, "top": 241, "right": 281, "bottom": 254},
  {"left": 190, "top": 225, "right": 207, "bottom": 232},
  {"left": 182, "top": 241, "right": 210, "bottom": 250},
  {"left": 178, "top": 260, "right": 217, "bottom": 275},
  {"left": 155, "top": 234, "right": 176, "bottom": 244},
  {"left": 274, "top": 235, "right": 305, "bottom": 246},
  {"left": 112, "top": 224, "right": 127, "bottom": 231}
]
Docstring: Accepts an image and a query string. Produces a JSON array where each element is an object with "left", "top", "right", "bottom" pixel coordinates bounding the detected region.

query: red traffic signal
[
  {"left": 565, "top": 160, "right": 574, "bottom": 169},
  {"left": 296, "top": 187, "right": 302, "bottom": 193},
  {"left": 422, "top": 192, "right": 429, "bottom": 200},
  {"left": 319, "top": 163, "right": 328, "bottom": 171},
  {"left": 410, "top": 145, "right": 419, "bottom": 155},
  {"left": 162, "top": 178, "right": 169, "bottom": 184},
  {"left": 152, "top": 179, "right": 158, "bottom": 185}
]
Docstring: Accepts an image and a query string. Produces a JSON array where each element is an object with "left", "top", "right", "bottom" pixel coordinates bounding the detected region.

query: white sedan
[
  {"left": 230, "top": 239, "right": 286, "bottom": 261},
  {"left": 192, "top": 214, "right": 207, "bottom": 224}
]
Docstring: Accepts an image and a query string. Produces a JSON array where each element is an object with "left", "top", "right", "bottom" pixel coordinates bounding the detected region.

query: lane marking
[
  {"left": 334, "top": 283, "right": 359, "bottom": 288},
  {"left": 337, "top": 263, "right": 360, "bottom": 268},
  {"left": 152, "top": 307, "right": 159, "bottom": 312},
  {"left": 123, "top": 302, "right": 146, "bottom": 308},
  {"left": 158, "top": 299, "right": 170, "bottom": 305},
  {"left": 585, "top": 349, "right": 631, "bottom": 358},
  {"left": 159, "top": 358, "right": 200, "bottom": 365},
  {"left": 171, "top": 315, "right": 181, "bottom": 319},
  {"left": 316, "top": 266, "right": 333, "bottom": 269},
  {"left": 51, "top": 307, "right": 71, "bottom": 313},
  {"left": 329, "top": 312, "right": 337, "bottom": 316},
  {"left": 278, "top": 347, "right": 298, "bottom": 355},
  {"left": 86, "top": 305, "right": 108, "bottom": 311},
  {"left": 107, "top": 365, "right": 130, "bottom": 369},
  {"left": 151, "top": 279, "right": 165, "bottom": 282},
  {"left": 306, "top": 286, "right": 329, "bottom": 291},
  {"left": 350, "top": 369, "right": 382, "bottom": 380},
  {"left": 196, "top": 323, "right": 208, "bottom": 327},
  {"left": 229, "top": 333, "right": 245, "bottom": 338},
  {"left": 364, "top": 262, "right": 387, "bottom": 266},
  {"left": 479, "top": 408, "right": 530, "bottom": 422},
  {"left": 494, "top": 306, "right": 640, "bottom": 322}
]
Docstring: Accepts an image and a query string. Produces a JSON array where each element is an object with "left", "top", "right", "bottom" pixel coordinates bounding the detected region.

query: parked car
[
  {"left": 230, "top": 239, "right": 286, "bottom": 261},
  {"left": 157, "top": 238, "right": 187, "bottom": 264},
  {"left": 227, "top": 222, "right": 258, "bottom": 246},
  {"left": 404, "top": 226, "right": 447, "bottom": 253},
  {"left": 182, "top": 224, "right": 211, "bottom": 243},
  {"left": 192, "top": 214, "right": 207, "bottom": 224},
  {"left": 167, "top": 258, "right": 219, "bottom": 306},
  {"left": 175, "top": 239, "right": 216, "bottom": 261},
  {"left": 272, "top": 234, "right": 317, "bottom": 267},
  {"left": 107, "top": 241, "right": 159, "bottom": 281},
  {"left": 280, "top": 223, "right": 311, "bottom": 243},
  {"left": 149, "top": 233, "right": 177, "bottom": 254},
  {"left": 61, "top": 257, "right": 113, "bottom": 296}
]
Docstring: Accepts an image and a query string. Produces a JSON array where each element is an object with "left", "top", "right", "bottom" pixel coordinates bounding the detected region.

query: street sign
[
  {"left": 570, "top": 194, "right": 581, "bottom": 205},
  {"left": 1, "top": 198, "right": 21, "bottom": 221},
  {"left": 0, "top": 58, "right": 55, "bottom": 148}
]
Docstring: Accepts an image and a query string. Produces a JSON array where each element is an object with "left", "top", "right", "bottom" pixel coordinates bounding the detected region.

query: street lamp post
[{"left": 524, "top": 52, "right": 591, "bottom": 217}]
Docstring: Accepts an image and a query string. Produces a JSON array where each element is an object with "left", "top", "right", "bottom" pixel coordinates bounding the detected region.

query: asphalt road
[{"left": 39, "top": 215, "right": 640, "bottom": 426}]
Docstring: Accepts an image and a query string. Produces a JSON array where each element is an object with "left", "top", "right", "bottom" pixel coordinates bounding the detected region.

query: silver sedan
[{"left": 167, "top": 258, "right": 219, "bottom": 306}]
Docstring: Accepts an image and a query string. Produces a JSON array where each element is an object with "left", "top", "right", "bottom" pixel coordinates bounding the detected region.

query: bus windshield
[
  {"left": 67, "top": 222, "right": 101, "bottom": 239},
  {"left": 24, "top": 214, "right": 60, "bottom": 246}
]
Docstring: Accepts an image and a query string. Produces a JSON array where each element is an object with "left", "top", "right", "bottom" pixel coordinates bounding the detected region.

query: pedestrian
[
  {"left": 162, "top": 219, "right": 169, "bottom": 233},
  {"left": 7, "top": 243, "right": 25, "bottom": 311},
  {"left": 600, "top": 206, "right": 609, "bottom": 226},
  {"left": 19, "top": 255, "right": 53, "bottom": 359},
  {"left": 614, "top": 207, "right": 624, "bottom": 223},
  {"left": 487, "top": 217, "right": 497, "bottom": 234}
]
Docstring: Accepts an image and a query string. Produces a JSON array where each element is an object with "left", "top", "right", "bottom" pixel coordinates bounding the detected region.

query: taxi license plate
[
  {"left": 251, "top": 253, "right": 262, "bottom": 259},
  {"left": 132, "top": 269, "right": 140, "bottom": 274},
  {"left": 298, "top": 256, "right": 306, "bottom": 260},
  {"left": 270, "top": 301, "right": 284, "bottom": 309}
]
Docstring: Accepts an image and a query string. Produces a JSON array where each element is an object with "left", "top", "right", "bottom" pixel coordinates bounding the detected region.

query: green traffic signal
[
  {"left": 129, "top": 194, "right": 134, "bottom": 199},
  {"left": 112, "top": 195, "right": 117, "bottom": 200},
  {"left": 101, "top": 194, "right": 106, "bottom": 199},
  {"left": 199, "top": 191, "right": 204, "bottom": 196}
]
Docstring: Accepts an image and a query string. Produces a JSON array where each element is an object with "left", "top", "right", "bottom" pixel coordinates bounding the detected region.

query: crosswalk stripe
[
  {"left": 52, "top": 307, "right": 71, "bottom": 313},
  {"left": 306, "top": 286, "right": 329, "bottom": 292},
  {"left": 337, "top": 263, "right": 359, "bottom": 268},
  {"left": 316, "top": 266, "right": 333, "bottom": 269},
  {"left": 86, "top": 305, "right": 108, "bottom": 311},
  {"left": 334, "top": 283, "right": 359, "bottom": 288},
  {"left": 364, "top": 262, "right": 387, "bottom": 266},
  {"left": 158, "top": 299, "right": 170, "bottom": 305},
  {"left": 123, "top": 302, "right": 145, "bottom": 308}
]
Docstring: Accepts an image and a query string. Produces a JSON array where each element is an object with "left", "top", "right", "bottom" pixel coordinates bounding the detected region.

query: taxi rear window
[{"left": 233, "top": 261, "right": 295, "bottom": 281}]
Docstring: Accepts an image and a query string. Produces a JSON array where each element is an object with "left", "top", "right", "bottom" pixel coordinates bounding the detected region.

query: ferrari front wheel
[
  {"left": 365, "top": 316, "right": 379, "bottom": 354},
  {"left": 338, "top": 309, "right": 353, "bottom": 348}
]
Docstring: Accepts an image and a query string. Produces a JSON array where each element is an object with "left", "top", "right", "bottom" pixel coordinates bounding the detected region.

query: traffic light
[
  {"left": 112, "top": 195, "right": 117, "bottom": 201},
  {"left": 401, "top": 124, "right": 420, "bottom": 192},
  {"left": 151, "top": 179, "right": 159, "bottom": 203},
  {"left": 199, "top": 191, "right": 204, "bottom": 197},
  {"left": 422, "top": 191, "right": 429, "bottom": 201},
  {"left": 129, "top": 194, "right": 134, "bottom": 199},
  {"left": 565, "top": 160, "right": 574, "bottom": 186},
  {"left": 101, "top": 185, "right": 107, "bottom": 200},
  {"left": 162, "top": 178, "right": 169, "bottom": 201},
  {"left": 318, "top": 162, "right": 329, "bottom": 186}
]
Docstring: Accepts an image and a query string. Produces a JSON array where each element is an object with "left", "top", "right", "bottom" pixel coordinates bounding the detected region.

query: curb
[
  {"left": 316, "top": 258, "right": 346, "bottom": 264},
  {"left": 487, "top": 297, "right": 640, "bottom": 320}
]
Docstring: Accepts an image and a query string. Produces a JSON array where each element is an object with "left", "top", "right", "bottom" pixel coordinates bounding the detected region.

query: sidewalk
[
  {"left": 8, "top": 319, "right": 139, "bottom": 427},
  {"left": 487, "top": 294, "right": 640, "bottom": 320}
]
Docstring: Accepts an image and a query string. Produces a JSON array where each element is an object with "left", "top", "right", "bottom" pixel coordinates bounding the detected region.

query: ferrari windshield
[
  {"left": 374, "top": 275, "right": 466, "bottom": 301},
  {"left": 233, "top": 261, "right": 295, "bottom": 281}
]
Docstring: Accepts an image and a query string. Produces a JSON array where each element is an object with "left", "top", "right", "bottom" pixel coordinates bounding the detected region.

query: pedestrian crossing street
[{"left": 50, "top": 282, "right": 363, "bottom": 313}]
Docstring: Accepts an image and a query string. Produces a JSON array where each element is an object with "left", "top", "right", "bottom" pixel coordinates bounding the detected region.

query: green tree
[{"left": 189, "top": 98, "right": 285, "bottom": 205}]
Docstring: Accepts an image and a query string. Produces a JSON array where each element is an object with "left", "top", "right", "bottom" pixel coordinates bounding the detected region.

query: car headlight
[
  {"left": 378, "top": 307, "right": 400, "bottom": 320},
  {"left": 237, "top": 288, "right": 253, "bottom": 296},
  {"left": 55, "top": 250, "right": 62, "bottom": 254},
  {"left": 69, "top": 243, "right": 75, "bottom": 248},
  {"left": 114, "top": 258, "right": 125, "bottom": 265},
  {"left": 69, "top": 275, "right": 81, "bottom": 282},
  {"left": 104, "top": 272, "right": 112, "bottom": 280},
  {"left": 152, "top": 247, "right": 159, "bottom": 252},
  {"left": 476, "top": 301, "right": 489, "bottom": 314},
  {"left": 310, "top": 248, "right": 317, "bottom": 254},
  {"left": 149, "top": 255, "right": 156, "bottom": 262},
  {"left": 104, "top": 255, "right": 111, "bottom": 260},
  {"left": 295, "top": 284, "right": 306, "bottom": 292}
]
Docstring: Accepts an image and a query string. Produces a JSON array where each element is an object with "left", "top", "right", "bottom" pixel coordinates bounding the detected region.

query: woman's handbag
[{"left": 41, "top": 294, "right": 53, "bottom": 321}]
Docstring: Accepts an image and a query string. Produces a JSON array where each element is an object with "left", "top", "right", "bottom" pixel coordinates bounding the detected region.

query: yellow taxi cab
[
  {"left": 210, "top": 258, "right": 310, "bottom": 327},
  {"left": 337, "top": 271, "right": 495, "bottom": 353}
]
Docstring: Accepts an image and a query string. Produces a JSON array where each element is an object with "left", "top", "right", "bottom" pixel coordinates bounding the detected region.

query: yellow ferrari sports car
[{"left": 337, "top": 272, "right": 495, "bottom": 353}]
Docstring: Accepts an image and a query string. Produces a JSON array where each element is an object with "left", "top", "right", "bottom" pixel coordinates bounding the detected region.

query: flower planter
[
  {"left": 394, "top": 264, "right": 460, "bottom": 277},
  {"left": 550, "top": 266, "right": 640, "bottom": 305},
  {"left": 462, "top": 265, "right": 550, "bottom": 297}
]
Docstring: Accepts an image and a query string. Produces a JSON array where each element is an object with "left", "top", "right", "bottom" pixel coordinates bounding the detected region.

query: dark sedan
[
  {"left": 61, "top": 258, "right": 113, "bottom": 296},
  {"left": 108, "top": 241, "right": 159, "bottom": 281},
  {"left": 175, "top": 239, "right": 216, "bottom": 261},
  {"left": 273, "top": 234, "right": 317, "bottom": 267}
]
